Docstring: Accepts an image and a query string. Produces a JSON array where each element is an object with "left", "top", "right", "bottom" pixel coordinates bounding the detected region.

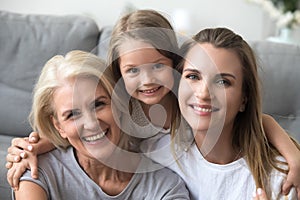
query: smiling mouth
[
  {"left": 139, "top": 86, "right": 161, "bottom": 94},
  {"left": 82, "top": 130, "right": 107, "bottom": 142},
  {"left": 191, "top": 105, "right": 219, "bottom": 113}
]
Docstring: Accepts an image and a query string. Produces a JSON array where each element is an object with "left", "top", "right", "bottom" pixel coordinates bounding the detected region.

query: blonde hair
[
  {"left": 178, "top": 27, "right": 300, "bottom": 199},
  {"left": 29, "top": 50, "right": 115, "bottom": 149}
]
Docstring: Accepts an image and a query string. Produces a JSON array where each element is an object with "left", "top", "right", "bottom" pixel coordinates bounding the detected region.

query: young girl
[
  {"left": 143, "top": 27, "right": 300, "bottom": 199},
  {"left": 6, "top": 10, "right": 300, "bottom": 197}
]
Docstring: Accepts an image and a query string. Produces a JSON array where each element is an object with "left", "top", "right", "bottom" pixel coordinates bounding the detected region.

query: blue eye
[
  {"left": 185, "top": 74, "right": 199, "bottom": 80},
  {"left": 216, "top": 79, "right": 230, "bottom": 86},
  {"left": 153, "top": 63, "right": 165, "bottom": 69},
  {"left": 127, "top": 67, "right": 139, "bottom": 74}
]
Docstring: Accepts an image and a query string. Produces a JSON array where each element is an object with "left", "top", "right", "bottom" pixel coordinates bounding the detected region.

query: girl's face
[
  {"left": 118, "top": 40, "right": 174, "bottom": 105},
  {"left": 52, "top": 77, "right": 121, "bottom": 161},
  {"left": 179, "top": 43, "right": 246, "bottom": 134}
]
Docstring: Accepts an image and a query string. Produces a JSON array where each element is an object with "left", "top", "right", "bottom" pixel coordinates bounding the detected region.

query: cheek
[
  {"left": 178, "top": 80, "right": 193, "bottom": 109},
  {"left": 122, "top": 76, "right": 137, "bottom": 95},
  {"left": 163, "top": 70, "right": 175, "bottom": 89}
]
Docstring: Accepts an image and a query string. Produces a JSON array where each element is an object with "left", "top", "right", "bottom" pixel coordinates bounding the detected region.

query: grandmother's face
[{"left": 52, "top": 77, "right": 121, "bottom": 161}]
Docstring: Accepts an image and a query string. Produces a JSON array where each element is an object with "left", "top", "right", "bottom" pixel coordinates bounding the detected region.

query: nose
[
  {"left": 195, "top": 80, "right": 213, "bottom": 100},
  {"left": 83, "top": 112, "right": 99, "bottom": 131},
  {"left": 140, "top": 66, "right": 156, "bottom": 84}
]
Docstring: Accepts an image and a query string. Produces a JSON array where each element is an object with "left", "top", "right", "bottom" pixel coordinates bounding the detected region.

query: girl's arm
[
  {"left": 262, "top": 114, "right": 300, "bottom": 199},
  {"left": 14, "top": 181, "right": 47, "bottom": 200},
  {"left": 6, "top": 132, "right": 55, "bottom": 189}
]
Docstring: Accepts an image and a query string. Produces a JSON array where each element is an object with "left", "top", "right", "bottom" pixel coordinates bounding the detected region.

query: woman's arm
[
  {"left": 14, "top": 181, "right": 47, "bottom": 200},
  {"left": 262, "top": 114, "right": 300, "bottom": 199}
]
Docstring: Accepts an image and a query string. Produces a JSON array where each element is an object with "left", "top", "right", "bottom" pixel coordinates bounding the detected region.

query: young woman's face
[
  {"left": 179, "top": 43, "right": 246, "bottom": 134},
  {"left": 52, "top": 77, "right": 121, "bottom": 161},
  {"left": 118, "top": 40, "right": 174, "bottom": 105}
]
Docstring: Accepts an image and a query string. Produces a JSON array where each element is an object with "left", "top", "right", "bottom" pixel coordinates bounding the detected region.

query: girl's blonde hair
[
  {"left": 29, "top": 50, "right": 115, "bottom": 149},
  {"left": 178, "top": 27, "right": 300, "bottom": 199}
]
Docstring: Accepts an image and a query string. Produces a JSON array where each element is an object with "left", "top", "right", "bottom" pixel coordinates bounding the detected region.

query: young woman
[
  {"left": 9, "top": 50, "right": 189, "bottom": 199},
  {"left": 6, "top": 10, "right": 300, "bottom": 198},
  {"left": 143, "top": 27, "right": 300, "bottom": 199}
]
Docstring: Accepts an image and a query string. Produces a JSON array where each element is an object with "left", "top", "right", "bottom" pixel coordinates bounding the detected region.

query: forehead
[
  {"left": 118, "top": 40, "right": 172, "bottom": 65},
  {"left": 54, "top": 77, "right": 108, "bottom": 104},
  {"left": 118, "top": 39, "right": 154, "bottom": 54},
  {"left": 184, "top": 43, "right": 242, "bottom": 76}
]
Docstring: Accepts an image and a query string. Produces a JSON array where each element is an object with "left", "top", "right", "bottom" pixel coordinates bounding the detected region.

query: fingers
[
  {"left": 28, "top": 132, "right": 40, "bottom": 143},
  {"left": 10, "top": 137, "right": 32, "bottom": 152},
  {"left": 7, "top": 162, "right": 27, "bottom": 190},
  {"left": 6, "top": 153, "right": 21, "bottom": 163},
  {"left": 30, "top": 159, "right": 39, "bottom": 179},
  {"left": 6, "top": 153, "right": 39, "bottom": 190},
  {"left": 282, "top": 179, "right": 293, "bottom": 195},
  {"left": 5, "top": 161, "right": 13, "bottom": 169}
]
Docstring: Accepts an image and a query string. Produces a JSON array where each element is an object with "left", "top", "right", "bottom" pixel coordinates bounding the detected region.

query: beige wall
[{"left": 0, "top": 0, "right": 276, "bottom": 41}]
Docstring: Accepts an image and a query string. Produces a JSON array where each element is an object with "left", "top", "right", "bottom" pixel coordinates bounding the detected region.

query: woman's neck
[
  {"left": 140, "top": 93, "right": 173, "bottom": 129},
  {"left": 194, "top": 126, "right": 241, "bottom": 164},
  {"left": 75, "top": 150, "right": 133, "bottom": 196}
]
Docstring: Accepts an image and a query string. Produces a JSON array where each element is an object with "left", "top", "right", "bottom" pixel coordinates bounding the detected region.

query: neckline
[{"left": 190, "top": 143, "right": 246, "bottom": 170}]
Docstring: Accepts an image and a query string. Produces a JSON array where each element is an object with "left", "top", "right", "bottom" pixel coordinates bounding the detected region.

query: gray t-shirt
[{"left": 14, "top": 147, "right": 189, "bottom": 200}]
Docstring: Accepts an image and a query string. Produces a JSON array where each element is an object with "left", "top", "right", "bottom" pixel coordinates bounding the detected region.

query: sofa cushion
[
  {"left": 250, "top": 41, "right": 300, "bottom": 142},
  {"left": 97, "top": 26, "right": 113, "bottom": 60},
  {"left": 0, "top": 135, "right": 15, "bottom": 200},
  {"left": 0, "top": 11, "right": 100, "bottom": 137}
]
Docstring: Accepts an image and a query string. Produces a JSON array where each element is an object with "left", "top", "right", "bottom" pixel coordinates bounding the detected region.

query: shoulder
[
  {"left": 37, "top": 147, "right": 73, "bottom": 166},
  {"left": 140, "top": 160, "right": 184, "bottom": 184},
  {"left": 137, "top": 165, "right": 189, "bottom": 199}
]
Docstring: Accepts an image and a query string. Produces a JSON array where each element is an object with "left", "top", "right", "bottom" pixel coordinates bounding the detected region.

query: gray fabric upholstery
[
  {"left": 0, "top": 10, "right": 100, "bottom": 137},
  {"left": 250, "top": 41, "right": 300, "bottom": 141},
  {"left": 97, "top": 26, "right": 112, "bottom": 60},
  {"left": 0, "top": 10, "right": 100, "bottom": 200}
]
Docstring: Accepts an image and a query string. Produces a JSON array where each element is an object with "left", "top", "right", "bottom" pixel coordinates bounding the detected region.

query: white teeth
[
  {"left": 83, "top": 131, "right": 106, "bottom": 142},
  {"left": 193, "top": 106, "right": 212, "bottom": 112},
  {"left": 141, "top": 87, "right": 159, "bottom": 93}
]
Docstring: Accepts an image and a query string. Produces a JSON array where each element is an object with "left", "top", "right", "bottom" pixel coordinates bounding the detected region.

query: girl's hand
[
  {"left": 7, "top": 151, "right": 39, "bottom": 190},
  {"left": 282, "top": 162, "right": 300, "bottom": 199},
  {"left": 6, "top": 132, "right": 40, "bottom": 166},
  {"left": 252, "top": 188, "right": 268, "bottom": 200},
  {"left": 6, "top": 132, "right": 55, "bottom": 189}
]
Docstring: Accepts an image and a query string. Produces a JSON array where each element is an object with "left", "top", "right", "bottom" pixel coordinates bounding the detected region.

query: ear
[
  {"left": 239, "top": 96, "right": 247, "bottom": 112},
  {"left": 51, "top": 115, "right": 67, "bottom": 138}
]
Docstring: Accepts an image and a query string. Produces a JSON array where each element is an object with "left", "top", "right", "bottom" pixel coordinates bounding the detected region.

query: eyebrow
[
  {"left": 183, "top": 68, "right": 199, "bottom": 73},
  {"left": 183, "top": 68, "right": 236, "bottom": 79}
]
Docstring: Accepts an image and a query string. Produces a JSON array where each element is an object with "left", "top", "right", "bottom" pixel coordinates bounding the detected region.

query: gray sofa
[{"left": 0, "top": 10, "right": 299, "bottom": 200}]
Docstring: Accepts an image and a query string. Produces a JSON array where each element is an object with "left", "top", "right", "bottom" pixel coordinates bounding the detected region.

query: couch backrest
[
  {"left": 0, "top": 11, "right": 100, "bottom": 137},
  {"left": 250, "top": 41, "right": 300, "bottom": 142}
]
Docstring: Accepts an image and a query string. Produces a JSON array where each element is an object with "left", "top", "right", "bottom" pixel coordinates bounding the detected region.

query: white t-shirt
[{"left": 141, "top": 134, "right": 297, "bottom": 200}]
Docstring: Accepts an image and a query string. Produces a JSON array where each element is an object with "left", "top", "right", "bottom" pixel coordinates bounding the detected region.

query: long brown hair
[{"left": 178, "top": 27, "right": 299, "bottom": 198}]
